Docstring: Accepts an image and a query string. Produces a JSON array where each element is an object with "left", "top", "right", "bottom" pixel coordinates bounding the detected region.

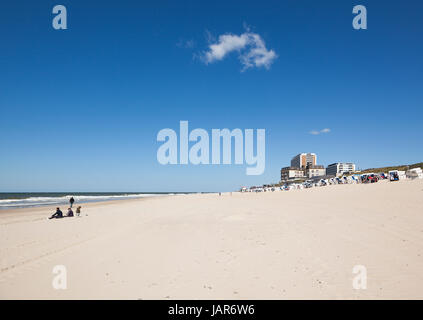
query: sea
[{"left": 0, "top": 192, "right": 182, "bottom": 210}]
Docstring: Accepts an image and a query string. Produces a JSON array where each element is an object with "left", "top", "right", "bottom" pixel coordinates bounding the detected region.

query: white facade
[
  {"left": 281, "top": 167, "right": 305, "bottom": 181},
  {"left": 306, "top": 166, "right": 326, "bottom": 178},
  {"left": 326, "top": 162, "right": 356, "bottom": 176}
]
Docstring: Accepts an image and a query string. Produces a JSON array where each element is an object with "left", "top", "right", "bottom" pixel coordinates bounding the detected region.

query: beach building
[
  {"left": 280, "top": 167, "right": 306, "bottom": 182},
  {"left": 326, "top": 162, "right": 356, "bottom": 176},
  {"left": 291, "top": 153, "right": 317, "bottom": 169},
  {"left": 306, "top": 165, "right": 326, "bottom": 178}
]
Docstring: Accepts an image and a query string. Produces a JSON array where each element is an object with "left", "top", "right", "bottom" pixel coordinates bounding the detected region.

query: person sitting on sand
[
  {"left": 76, "top": 206, "right": 81, "bottom": 217},
  {"left": 49, "top": 208, "right": 63, "bottom": 219},
  {"left": 67, "top": 208, "right": 74, "bottom": 217}
]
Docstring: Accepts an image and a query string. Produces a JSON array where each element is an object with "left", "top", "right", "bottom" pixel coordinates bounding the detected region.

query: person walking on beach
[
  {"left": 69, "top": 197, "right": 75, "bottom": 208},
  {"left": 49, "top": 208, "right": 63, "bottom": 219},
  {"left": 76, "top": 206, "right": 81, "bottom": 217}
]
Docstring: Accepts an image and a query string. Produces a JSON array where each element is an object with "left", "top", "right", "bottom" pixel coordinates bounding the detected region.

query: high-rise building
[
  {"left": 291, "top": 153, "right": 317, "bottom": 169},
  {"left": 326, "top": 162, "right": 356, "bottom": 176}
]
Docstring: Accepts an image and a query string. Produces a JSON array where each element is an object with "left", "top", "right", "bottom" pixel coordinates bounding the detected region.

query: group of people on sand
[{"left": 49, "top": 196, "right": 82, "bottom": 219}]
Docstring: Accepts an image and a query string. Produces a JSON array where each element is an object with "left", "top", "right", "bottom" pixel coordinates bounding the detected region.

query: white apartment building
[
  {"left": 326, "top": 162, "right": 356, "bottom": 176},
  {"left": 306, "top": 165, "right": 326, "bottom": 178},
  {"left": 280, "top": 167, "right": 305, "bottom": 181}
]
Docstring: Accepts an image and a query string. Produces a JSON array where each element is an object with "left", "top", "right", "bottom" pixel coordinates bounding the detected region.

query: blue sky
[{"left": 0, "top": 0, "right": 422, "bottom": 192}]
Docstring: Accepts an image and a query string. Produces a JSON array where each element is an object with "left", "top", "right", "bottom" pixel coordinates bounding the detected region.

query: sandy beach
[{"left": 1, "top": 179, "right": 423, "bottom": 299}]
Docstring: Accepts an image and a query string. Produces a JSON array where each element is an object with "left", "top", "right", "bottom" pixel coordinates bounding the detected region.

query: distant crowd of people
[{"left": 49, "top": 197, "right": 82, "bottom": 219}]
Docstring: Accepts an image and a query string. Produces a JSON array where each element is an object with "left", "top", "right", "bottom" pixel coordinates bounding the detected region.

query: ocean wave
[{"left": 0, "top": 194, "right": 165, "bottom": 209}]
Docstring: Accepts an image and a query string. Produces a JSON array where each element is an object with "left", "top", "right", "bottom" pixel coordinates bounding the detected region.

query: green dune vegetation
[{"left": 356, "top": 162, "right": 423, "bottom": 174}]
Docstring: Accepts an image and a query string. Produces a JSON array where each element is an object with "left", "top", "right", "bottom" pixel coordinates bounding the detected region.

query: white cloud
[
  {"left": 201, "top": 31, "right": 277, "bottom": 71},
  {"left": 309, "top": 128, "right": 331, "bottom": 135},
  {"left": 204, "top": 33, "right": 249, "bottom": 62}
]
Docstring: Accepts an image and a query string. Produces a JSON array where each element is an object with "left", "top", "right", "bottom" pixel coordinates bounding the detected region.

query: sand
[{"left": 1, "top": 179, "right": 423, "bottom": 299}]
